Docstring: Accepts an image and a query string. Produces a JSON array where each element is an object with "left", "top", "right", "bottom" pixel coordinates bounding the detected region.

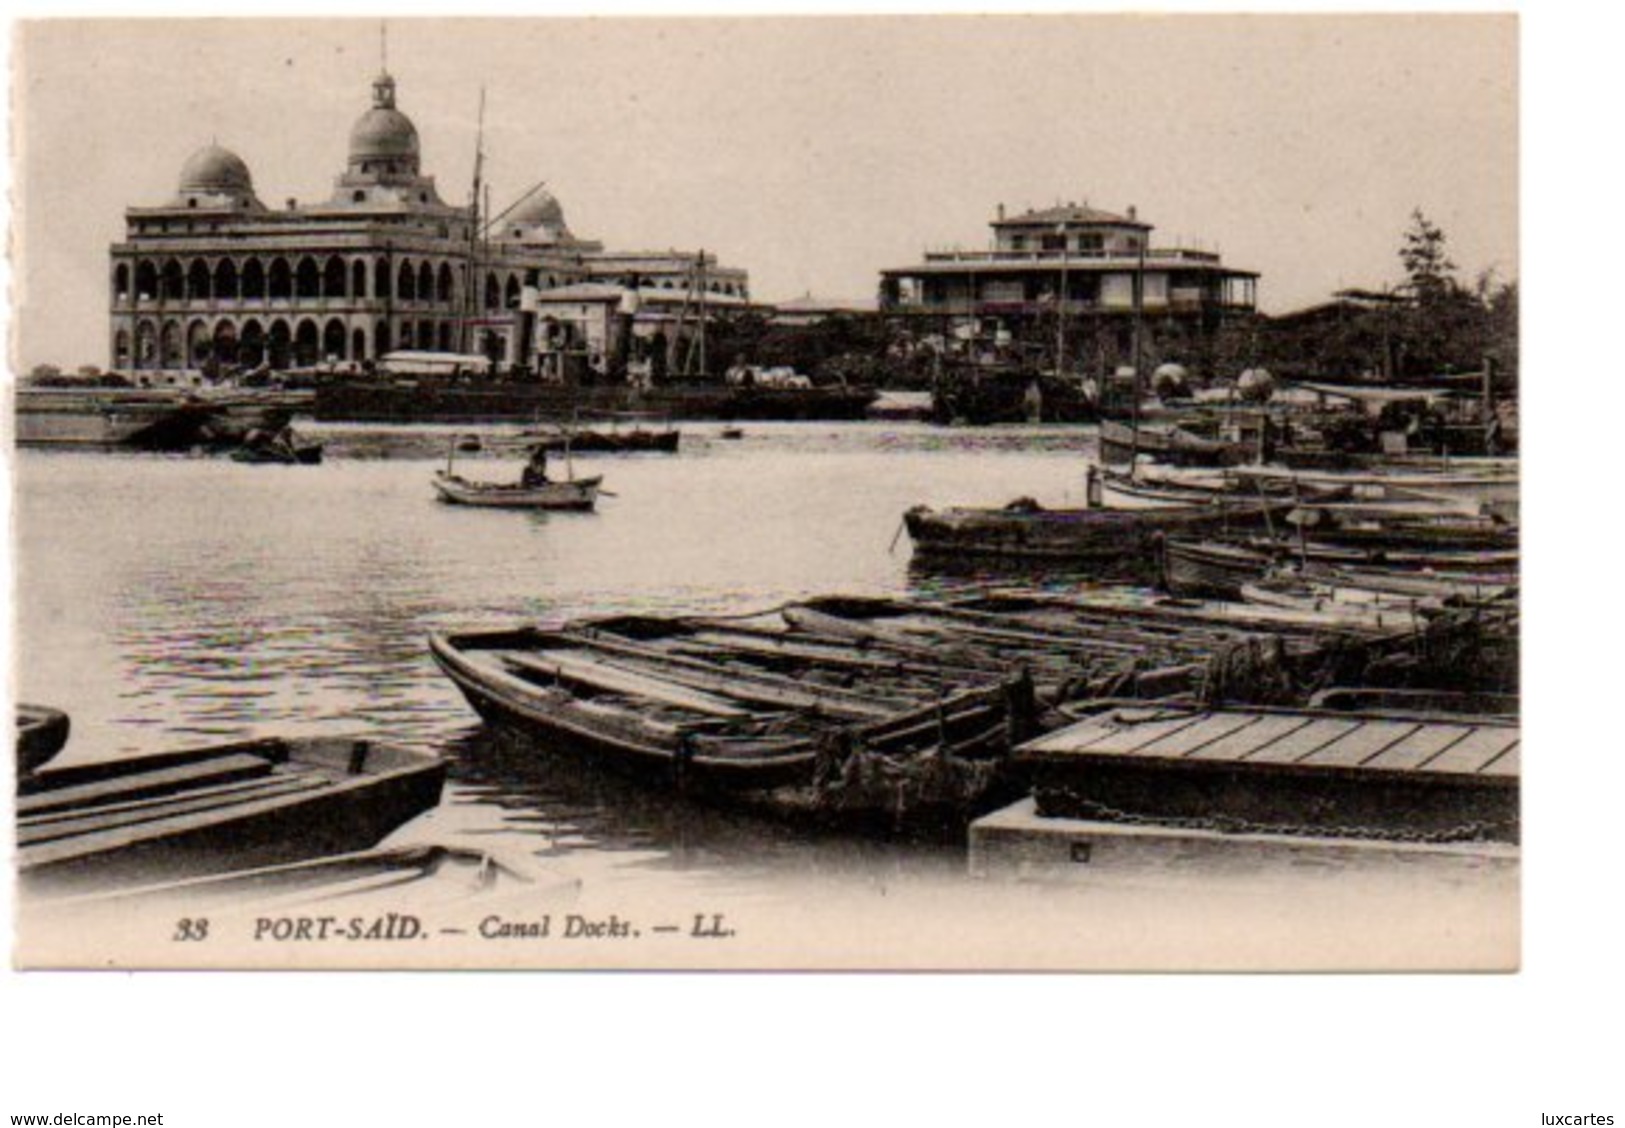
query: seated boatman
[{"left": 520, "top": 446, "right": 550, "bottom": 488}]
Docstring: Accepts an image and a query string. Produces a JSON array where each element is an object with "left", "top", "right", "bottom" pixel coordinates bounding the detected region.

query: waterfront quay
[{"left": 12, "top": 417, "right": 1517, "bottom": 969}]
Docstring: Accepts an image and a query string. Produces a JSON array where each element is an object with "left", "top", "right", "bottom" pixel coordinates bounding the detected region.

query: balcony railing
[{"left": 917, "top": 246, "right": 1225, "bottom": 265}]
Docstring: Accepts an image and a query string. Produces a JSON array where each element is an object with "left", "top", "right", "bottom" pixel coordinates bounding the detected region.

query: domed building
[{"left": 108, "top": 68, "right": 750, "bottom": 377}]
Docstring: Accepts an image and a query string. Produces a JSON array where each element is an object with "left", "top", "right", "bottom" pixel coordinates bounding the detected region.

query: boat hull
[
  {"left": 904, "top": 500, "right": 1282, "bottom": 576},
  {"left": 428, "top": 623, "right": 1033, "bottom": 826},
  {"left": 530, "top": 429, "right": 680, "bottom": 454},
  {"left": 18, "top": 736, "right": 447, "bottom": 893},
  {"left": 432, "top": 472, "right": 601, "bottom": 510},
  {"left": 315, "top": 382, "right": 877, "bottom": 423},
  {"left": 15, "top": 387, "right": 312, "bottom": 451},
  {"left": 16, "top": 705, "right": 71, "bottom": 778}
]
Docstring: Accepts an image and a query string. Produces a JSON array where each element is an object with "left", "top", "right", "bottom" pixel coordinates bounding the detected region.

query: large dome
[
  {"left": 348, "top": 72, "right": 420, "bottom": 171},
  {"left": 350, "top": 107, "right": 419, "bottom": 161},
  {"left": 178, "top": 143, "right": 253, "bottom": 194}
]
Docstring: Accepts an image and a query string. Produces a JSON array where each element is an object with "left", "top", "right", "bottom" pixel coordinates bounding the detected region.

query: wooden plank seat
[
  {"left": 18, "top": 753, "right": 275, "bottom": 817},
  {"left": 20, "top": 772, "right": 332, "bottom": 847}
]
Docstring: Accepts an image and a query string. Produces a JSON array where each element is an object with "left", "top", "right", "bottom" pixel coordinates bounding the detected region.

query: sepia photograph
[{"left": 7, "top": 13, "right": 1524, "bottom": 974}]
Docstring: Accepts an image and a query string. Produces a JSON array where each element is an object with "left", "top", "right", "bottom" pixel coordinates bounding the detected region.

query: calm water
[{"left": 12, "top": 421, "right": 1517, "bottom": 968}]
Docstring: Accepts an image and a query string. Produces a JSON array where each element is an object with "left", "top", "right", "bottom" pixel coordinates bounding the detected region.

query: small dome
[
  {"left": 179, "top": 144, "right": 253, "bottom": 194},
  {"left": 1237, "top": 368, "right": 1276, "bottom": 402},
  {"left": 509, "top": 190, "right": 565, "bottom": 229}
]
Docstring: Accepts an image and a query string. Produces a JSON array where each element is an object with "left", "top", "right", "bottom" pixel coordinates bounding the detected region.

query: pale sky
[{"left": 11, "top": 15, "right": 1516, "bottom": 371}]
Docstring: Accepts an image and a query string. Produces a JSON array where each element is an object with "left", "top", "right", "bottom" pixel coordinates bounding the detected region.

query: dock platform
[{"left": 1013, "top": 704, "right": 1519, "bottom": 843}]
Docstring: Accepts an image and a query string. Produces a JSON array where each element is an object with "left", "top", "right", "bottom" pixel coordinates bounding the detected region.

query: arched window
[
  {"left": 135, "top": 320, "right": 158, "bottom": 367},
  {"left": 437, "top": 323, "right": 453, "bottom": 351},
  {"left": 268, "top": 258, "right": 293, "bottom": 300},
  {"left": 241, "top": 259, "right": 266, "bottom": 300},
  {"left": 505, "top": 275, "right": 521, "bottom": 309},
  {"left": 135, "top": 261, "right": 159, "bottom": 300},
  {"left": 351, "top": 260, "right": 367, "bottom": 299},
  {"left": 187, "top": 260, "right": 212, "bottom": 301},
  {"left": 294, "top": 319, "right": 321, "bottom": 367},
  {"left": 186, "top": 320, "right": 212, "bottom": 366},
  {"left": 267, "top": 320, "right": 292, "bottom": 368},
  {"left": 160, "top": 260, "right": 185, "bottom": 300},
  {"left": 484, "top": 272, "right": 499, "bottom": 310},
  {"left": 375, "top": 259, "right": 392, "bottom": 301},
  {"left": 213, "top": 259, "right": 239, "bottom": 300},
  {"left": 113, "top": 264, "right": 131, "bottom": 301},
  {"left": 437, "top": 263, "right": 453, "bottom": 303},
  {"left": 417, "top": 262, "right": 433, "bottom": 303},
  {"left": 323, "top": 257, "right": 347, "bottom": 299},
  {"left": 323, "top": 318, "right": 348, "bottom": 361},
  {"left": 375, "top": 322, "right": 392, "bottom": 356},
  {"left": 295, "top": 257, "right": 321, "bottom": 299},
  {"left": 238, "top": 320, "right": 265, "bottom": 368},
  {"left": 113, "top": 329, "right": 131, "bottom": 366},
  {"left": 351, "top": 327, "right": 367, "bottom": 360},
  {"left": 160, "top": 320, "right": 184, "bottom": 366},
  {"left": 212, "top": 321, "right": 239, "bottom": 366},
  {"left": 417, "top": 321, "right": 434, "bottom": 349},
  {"left": 398, "top": 260, "right": 416, "bottom": 301}
]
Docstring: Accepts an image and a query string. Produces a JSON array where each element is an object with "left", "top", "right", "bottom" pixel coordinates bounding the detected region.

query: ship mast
[
  {"left": 1129, "top": 239, "right": 1146, "bottom": 473},
  {"left": 461, "top": 86, "right": 486, "bottom": 356}
]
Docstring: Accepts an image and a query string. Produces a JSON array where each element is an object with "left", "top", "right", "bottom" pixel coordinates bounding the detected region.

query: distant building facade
[
  {"left": 108, "top": 70, "right": 749, "bottom": 376},
  {"left": 879, "top": 202, "right": 1259, "bottom": 371}
]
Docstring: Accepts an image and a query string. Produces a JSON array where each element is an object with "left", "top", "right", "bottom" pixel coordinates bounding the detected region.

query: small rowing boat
[
  {"left": 432, "top": 470, "right": 603, "bottom": 510},
  {"left": 18, "top": 735, "right": 447, "bottom": 892}
]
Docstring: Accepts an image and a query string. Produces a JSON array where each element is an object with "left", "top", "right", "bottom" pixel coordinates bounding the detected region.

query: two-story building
[{"left": 880, "top": 202, "right": 1259, "bottom": 374}]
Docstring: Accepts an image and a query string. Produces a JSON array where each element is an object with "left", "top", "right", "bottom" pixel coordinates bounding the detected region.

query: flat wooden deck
[
  {"left": 1020, "top": 707, "right": 1518, "bottom": 780},
  {"left": 1017, "top": 706, "right": 1519, "bottom": 843}
]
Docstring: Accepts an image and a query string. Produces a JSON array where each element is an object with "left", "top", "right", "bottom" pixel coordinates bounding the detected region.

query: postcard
[{"left": 8, "top": 14, "right": 1519, "bottom": 971}]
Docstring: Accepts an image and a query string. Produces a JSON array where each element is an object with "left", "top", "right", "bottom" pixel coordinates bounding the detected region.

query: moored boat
[
  {"left": 1239, "top": 577, "right": 1440, "bottom": 631},
  {"left": 14, "top": 385, "right": 312, "bottom": 451},
  {"left": 18, "top": 735, "right": 447, "bottom": 891},
  {"left": 904, "top": 495, "right": 1286, "bottom": 577},
  {"left": 1099, "top": 418, "right": 1251, "bottom": 468},
  {"left": 526, "top": 426, "right": 680, "bottom": 454},
  {"left": 428, "top": 614, "right": 1040, "bottom": 826},
  {"left": 16, "top": 705, "right": 71, "bottom": 778},
  {"left": 432, "top": 470, "right": 602, "bottom": 510},
  {"left": 1160, "top": 538, "right": 1275, "bottom": 599}
]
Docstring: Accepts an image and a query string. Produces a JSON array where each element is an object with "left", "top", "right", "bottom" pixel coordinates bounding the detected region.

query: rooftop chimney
[
  {"left": 286, "top": 198, "right": 298, "bottom": 211},
  {"left": 1128, "top": 205, "right": 1138, "bottom": 221},
  {"left": 996, "top": 203, "right": 1005, "bottom": 221}
]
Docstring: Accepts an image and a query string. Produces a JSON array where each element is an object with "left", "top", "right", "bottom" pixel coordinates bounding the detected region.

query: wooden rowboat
[
  {"left": 428, "top": 615, "right": 1040, "bottom": 826},
  {"left": 433, "top": 470, "right": 602, "bottom": 510},
  {"left": 904, "top": 496, "right": 1286, "bottom": 577},
  {"left": 18, "top": 735, "right": 447, "bottom": 892}
]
